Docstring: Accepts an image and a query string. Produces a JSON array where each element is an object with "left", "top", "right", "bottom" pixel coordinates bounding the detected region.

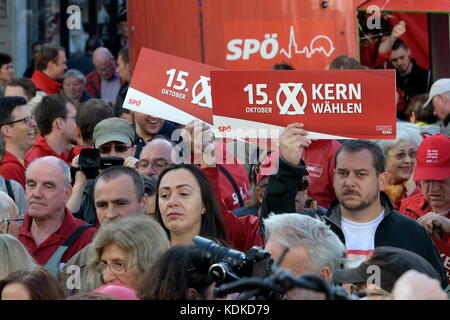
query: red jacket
[
  {"left": 202, "top": 166, "right": 264, "bottom": 252},
  {"left": 399, "top": 193, "right": 450, "bottom": 245},
  {"left": 30, "top": 70, "right": 61, "bottom": 94},
  {"left": 215, "top": 142, "right": 251, "bottom": 211},
  {"left": 24, "top": 135, "right": 74, "bottom": 167},
  {"left": 85, "top": 71, "right": 123, "bottom": 100},
  {"left": 19, "top": 208, "right": 97, "bottom": 265},
  {"left": 0, "top": 151, "right": 26, "bottom": 187},
  {"left": 304, "top": 139, "right": 341, "bottom": 209}
]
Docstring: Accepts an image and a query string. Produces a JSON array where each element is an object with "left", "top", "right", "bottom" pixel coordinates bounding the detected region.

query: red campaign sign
[
  {"left": 123, "top": 48, "right": 223, "bottom": 126},
  {"left": 211, "top": 70, "right": 397, "bottom": 140},
  {"left": 433, "top": 237, "right": 450, "bottom": 285}
]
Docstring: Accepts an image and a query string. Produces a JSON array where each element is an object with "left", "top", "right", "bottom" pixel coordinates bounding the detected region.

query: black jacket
[{"left": 261, "top": 155, "right": 448, "bottom": 289}]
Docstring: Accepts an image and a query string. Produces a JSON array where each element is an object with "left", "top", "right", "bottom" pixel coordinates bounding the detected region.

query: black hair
[
  {"left": 95, "top": 166, "right": 145, "bottom": 202},
  {"left": 334, "top": 140, "right": 386, "bottom": 175},
  {"left": 0, "top": 53, "right": 12, "bottom": 68},
  {"left": 154, "top": 163, "right": 228, "bottom": 245},
  {"left": 392, "top": 39, "right": 409, "bottom": 51},
  {"left": 33, "top": 94, "right": 73, "bottom": 136},
  {"left": 0, "top": 96, "right": 28, "bottom": 127}
]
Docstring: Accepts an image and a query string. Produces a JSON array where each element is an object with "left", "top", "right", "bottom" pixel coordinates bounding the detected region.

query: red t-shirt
[
  {"left": 0, "top": 151, "right": 26, "bottom": 187},
  {"left": 24, "top": 135, "right": 74, "bottom": 167},
  {"left": 19, "top": 208, "right": 97, "bottom": 265}
]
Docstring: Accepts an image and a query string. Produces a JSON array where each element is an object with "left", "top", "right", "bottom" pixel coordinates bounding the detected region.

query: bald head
[
  {"left": 26, "top": 156, "right": 71, "bottom": 187},
  {"left": 138, "top": 138, "right": 174, "bottom": 178},
  {"left": 25, "top": 156, "right": 72, "bottom": 220},
  {"left": 92, "top": 47, "right": 117, "bottom": 80}
]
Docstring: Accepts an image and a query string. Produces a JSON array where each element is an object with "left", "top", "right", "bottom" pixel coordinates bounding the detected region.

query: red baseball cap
[{"left": 413, "top": 134, "right": 450, "bottom": 181}]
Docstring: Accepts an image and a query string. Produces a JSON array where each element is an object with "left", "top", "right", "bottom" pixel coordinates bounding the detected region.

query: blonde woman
[
  {"left": 87, "top": 215, "right": 170, "bottom": 291},
  {"left": 0, "top": 234, "right": 37, "bottom": 280}
]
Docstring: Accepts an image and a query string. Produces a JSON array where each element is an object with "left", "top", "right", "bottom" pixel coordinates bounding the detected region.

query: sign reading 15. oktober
[
  {"left": 210, "top": 69, "right": 397, "bottom": 140},
  {"left": 123, "top": 48, "right": 223, "bottom": 126}
]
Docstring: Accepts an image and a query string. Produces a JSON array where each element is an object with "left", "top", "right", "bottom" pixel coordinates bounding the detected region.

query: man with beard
[
  {"left": 389, "top": 40, "right": 431, "bottom": 119},
  {"left": 261, "top": 123, "right": 446, "bottom": 286},
  {"left": 24, "top": 95, "right": 78, "bottom": 166}
]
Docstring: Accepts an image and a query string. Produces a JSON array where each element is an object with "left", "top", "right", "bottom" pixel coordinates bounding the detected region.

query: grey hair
[
  {"left": 87, "top": 215, "right": 170, "bottom": 285},
  {"left": 0, "top": 234, "right": 38, "bottom": 280},
  {"left": 264, "top": 213, "right": 345, "bottom": 274},
  {"left": 374, "top": 121, "right": 423, "bottom": 155},
  {"left": 0, "top": 191, "right": 19, "bottom": 224},
  {"left": 26, "top": 156, "right": 72, "bottom": 187},
  {"left": 63, "top": 69, "right": 86, "bottom": 84}
]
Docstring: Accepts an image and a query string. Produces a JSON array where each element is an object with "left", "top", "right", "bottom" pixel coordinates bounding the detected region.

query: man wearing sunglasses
[
  {"left": 0, "top": 96, "right": 37, "bottom": 187},
  {"left": 68, "top": 117, "right": 136, "bottom": 226}
]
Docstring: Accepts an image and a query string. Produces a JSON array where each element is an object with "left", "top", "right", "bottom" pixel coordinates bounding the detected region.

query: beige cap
[
  {"left": 423, "top": 78, "right": 450, "bottom": 108},
  {"left": 93, "top": 118, "right": 135, "bottom": 148}
]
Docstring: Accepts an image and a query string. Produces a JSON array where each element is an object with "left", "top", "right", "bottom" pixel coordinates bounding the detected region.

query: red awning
[{"left": 357, "top": 0, "right": 450, "bottom": 13}]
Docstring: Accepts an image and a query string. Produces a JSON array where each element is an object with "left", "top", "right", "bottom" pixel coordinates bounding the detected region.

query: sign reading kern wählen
[{"left": 211, "top": 69, "right": 397, "bottom": 140}]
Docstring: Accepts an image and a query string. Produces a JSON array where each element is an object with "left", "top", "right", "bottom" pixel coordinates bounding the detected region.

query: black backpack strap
[
  {"left": 63, "top": 224, "right": 93, "bottom": 247},
  {"left": 44, "top": 223, "right": 93, "bottom": 276},
  {"left": 218, "top": 165, "right": 244, "bottom": 207},
  {"left": 5, "top": 179, "right": 15, "bottom": 202}
]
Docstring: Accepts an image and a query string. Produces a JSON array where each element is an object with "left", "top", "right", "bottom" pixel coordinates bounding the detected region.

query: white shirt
[{"left": 341, "top": 210, "right": 385, "bottom": 262}]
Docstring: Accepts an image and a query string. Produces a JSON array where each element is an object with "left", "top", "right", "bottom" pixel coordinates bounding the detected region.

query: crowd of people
[{"left": 0, "top": 15, "right": 449, "bottom": 301}]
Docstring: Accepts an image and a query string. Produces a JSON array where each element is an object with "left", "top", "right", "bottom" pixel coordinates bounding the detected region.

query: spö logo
[
  {"left": 226, "top": 25, "right": 335, "bottom": 62},
  {"left": 128, "top": 98, "right": 142, "bottom": 107}
]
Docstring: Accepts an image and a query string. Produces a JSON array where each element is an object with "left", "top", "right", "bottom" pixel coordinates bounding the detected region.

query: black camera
[
  {"left": 192, "top": 236, "right": 273, "bottom": 287},
  {"left": 76, "top": 148, "right": 125, "bottom": 179}
]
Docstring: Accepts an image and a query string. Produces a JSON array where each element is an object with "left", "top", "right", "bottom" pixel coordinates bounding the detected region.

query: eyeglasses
[
  {"left": 139, "top": 159, "right": 169, "bottom": 171},
  {"left": 95, "top": 261, "right": 128, "bottom": 275},
  {"left": 391, "top": 150, "right": 416, "bottom": 161},
  {"left": 98, "top": 145, "right": 133, "bottom": 154},
  {"left": 1, "top": 116, "right": 35, "bottom": 127}
]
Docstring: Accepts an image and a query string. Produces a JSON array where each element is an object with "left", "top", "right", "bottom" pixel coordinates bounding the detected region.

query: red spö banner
[
  {"left": 211, "top": 69, "right": 397, "bottom": 140},
  {"left": 123, "top": 48, "right": 223, "bottom": 126}
]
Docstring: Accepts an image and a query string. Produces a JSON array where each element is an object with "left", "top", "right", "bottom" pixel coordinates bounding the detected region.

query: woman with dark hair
[
  {"left": 138, "top": 244, "right": 214, "bottom": 300},
  {"left": 0, "top": 267, "right": 66, "bottom": 300},
  {"left": 155, "top": 163, "right": 263, "bottom": 251},
  {"left": 155, "top": 164, "right": 228, "bottom": 247}
]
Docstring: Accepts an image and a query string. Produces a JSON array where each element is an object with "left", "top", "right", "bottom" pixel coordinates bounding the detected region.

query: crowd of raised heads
[{"left": 0, "top": 17, "right": 449, "bottom": 300}]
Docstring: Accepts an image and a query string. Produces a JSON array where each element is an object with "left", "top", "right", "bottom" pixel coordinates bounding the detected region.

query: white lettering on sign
[
  {"left": 240, "top": 82, "right": 364, "bottom": 116},
  {"left": 312, "top": 83, "right": 361, "bottom": 100},
  {"left": 226, "top": 26, "right": 335, "bottom": 61}
]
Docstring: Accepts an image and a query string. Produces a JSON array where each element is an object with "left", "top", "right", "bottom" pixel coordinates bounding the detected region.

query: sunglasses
[{"left": 98, "top": 145, "right": 132, "bottom": 154}]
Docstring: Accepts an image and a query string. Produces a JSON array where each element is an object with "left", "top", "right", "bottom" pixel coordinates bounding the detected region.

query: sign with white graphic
[
  {"left": 123, "top": 48, "right": 223, "bottom": 126},
  {"left": 211, "top": 69, "right": 397, "bottom": 140}
]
